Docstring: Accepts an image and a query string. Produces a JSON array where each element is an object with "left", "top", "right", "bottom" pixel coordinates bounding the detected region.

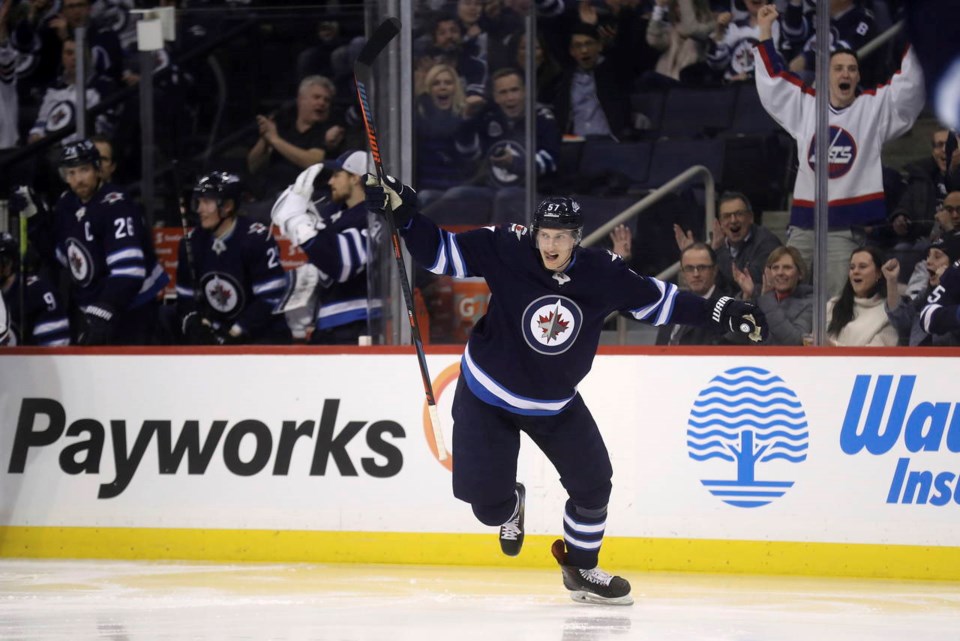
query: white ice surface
[{"left": 1, "top": 559, "right": 959, "bottom": 640}]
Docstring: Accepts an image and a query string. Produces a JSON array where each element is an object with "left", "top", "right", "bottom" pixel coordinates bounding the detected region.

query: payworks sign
[
  {"left": 841, "top": 375, "right": 960, "bottom": 506},
  {"left": 686, "top": 366, "right": 809, "bottom": 508}
]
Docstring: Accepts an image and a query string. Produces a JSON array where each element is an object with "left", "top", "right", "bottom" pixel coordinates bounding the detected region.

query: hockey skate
[
  {"left": 551, "top": 539, "right": 633, "bottom": 605},
  {"left": 499, "top": 483, "right": 525, "bottom": 556}
]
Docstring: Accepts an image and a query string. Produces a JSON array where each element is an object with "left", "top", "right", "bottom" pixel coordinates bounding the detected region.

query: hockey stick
[
  {"left": 355, "top": 17, "right": 448, "bottom": 461},
  {"left": 172, "top": 160, "right": 200, "bottom": 304}
]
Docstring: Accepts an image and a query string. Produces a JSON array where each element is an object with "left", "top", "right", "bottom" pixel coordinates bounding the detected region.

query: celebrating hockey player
[
  {"left": 176, "top": 172, "right": 292, "bottom": 345},
  {"left": 364, "top": 176, "right": 767, "bottom": 605},
  {"left": 29, "top": 139, "right": 168, "bottom": 345}
]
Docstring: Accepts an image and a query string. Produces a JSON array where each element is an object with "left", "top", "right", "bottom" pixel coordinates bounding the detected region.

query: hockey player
[
  {"left": 0, "top": 231, "right": 70, "bottom": 346},
  {"left": 753, "top": 4, "right": 926, "bottom": 297},
  {"left": 270, "top": 150, "right": 376, "bottom": 344},
  {"left": 176, "top": 172, "right": 291, "bottom": 345},
  {"left": 365, "top": 176, "right": 768, "bottom": 605},
  {"left": 31, "top": 139, "right": 168, "bottom": 344}
]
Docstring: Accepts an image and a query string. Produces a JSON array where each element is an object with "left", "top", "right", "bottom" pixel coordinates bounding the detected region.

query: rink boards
[{"left": 1, "top": 346, "right": 959, "bottom": 580}]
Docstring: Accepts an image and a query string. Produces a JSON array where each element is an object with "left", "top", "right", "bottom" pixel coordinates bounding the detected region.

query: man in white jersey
[{"left": 753, "top": 4, "right": 925, "bottom": 296}]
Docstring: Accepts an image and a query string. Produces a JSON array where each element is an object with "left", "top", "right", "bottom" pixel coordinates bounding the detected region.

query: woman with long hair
[
  {"left": 826, "top": 246, "right": 898, "bottom": 346},
  {"left": 415, "top": 63, "right": 471, "bottom": 206}
]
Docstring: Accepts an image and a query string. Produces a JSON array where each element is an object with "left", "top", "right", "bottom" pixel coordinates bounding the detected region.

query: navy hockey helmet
[
  {"left": 191, "top": 171, "right": 242, "bottom": 212},
  {"left": 533, "top": 196, "right": 583, "bottom": 240},
  {"left": 58, "top": 139, "right": 101, "bottom": 169}
]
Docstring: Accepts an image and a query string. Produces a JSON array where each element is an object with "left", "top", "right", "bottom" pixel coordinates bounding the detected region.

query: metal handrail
[{"left": 581, "top": 164, "right": 716, "bottom": 344}]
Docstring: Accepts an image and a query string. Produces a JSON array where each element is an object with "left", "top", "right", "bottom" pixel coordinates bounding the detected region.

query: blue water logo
[{"left": 686, "top": 366, "right": 809, "bottom": 508}]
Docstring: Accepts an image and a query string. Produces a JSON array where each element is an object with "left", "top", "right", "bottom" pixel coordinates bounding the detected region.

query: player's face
[
  {"left": 829, "top": 53, "right": 860, "bottom": 108},
  {"left": 537, "top": 228, "right": 576, "bottom": 271},
  {"left": 64, "top": 164, "right": 99, "bottom": 202},
  {"left": 429, "top": 70, "right": 456, "bottom": 110},
  {"left": 328, "top": 170, "right": 355, "bottom": 203},
  {"left": 926, "top": 247, "right": 951, "bottom": 287},
  {"left": 297, "top": 85, "right": 332, "bottom": 125},
  {"left": 680, "top": 248, "right": 716, "bottom": 297},
  {"left": 195, "top": 196, "right": 224, "bottom": 230},
  {"left": 848, "top": 250, "right": 879, "bottom": 298},
  {"left": 569, "top": 35, "right": 601, "bottom": 70},
  {"left": 768, "top": 253, "right": 800, "bottom": 295},
  {"left": 717, "top": 198, "right": 753, "bottom": 243},
  {"left": 493, "top": 74, "right": 524, "bottom": 119}
]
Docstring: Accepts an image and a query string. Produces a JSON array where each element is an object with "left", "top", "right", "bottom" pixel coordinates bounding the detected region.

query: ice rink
[{"left": 1, "top": 559, "right": 959, "bottom": 640}]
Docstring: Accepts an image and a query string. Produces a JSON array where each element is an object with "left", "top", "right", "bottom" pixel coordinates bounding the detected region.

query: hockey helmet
[
  {"left": 191, "top": 171, "right": 242, "bottom": 212},
  {"left": 58, "top": 139, "right": 101, "bottom": 169},
  {"left": 533, "top": 196, "right": 583, "bottom": 241}
]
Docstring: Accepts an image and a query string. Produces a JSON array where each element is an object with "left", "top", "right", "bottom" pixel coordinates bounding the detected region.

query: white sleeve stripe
[
  {"left": 655, "top": 285, "right": 679, "bottom": 326},
  {"left": 428, "top": 227, "right": 450, "bottom": 275},
  {"left": 337, "top": 233, "right": 353, "bottom": 282},
  {"left": 631, "top": 279, "right": 668, "bottom": 321},
  {"left": 176, "top": 285, "right": 194, "bottom": 297},
  {"left": 106, "top": 248, "right": 144, "bottom": 264},
  {"left": 446, "top": 231, "right": 468, "bottom": 278},
  {"left": 33, "top": 319, "right": 70, "bottom": 334},
  {"left": 110, "top": 266, "right": 146, "bottom": 278},
  {"left": 253, "top": 278, "right": 288, "bottom": 295},
  {"left": 920, "top": 304, "right": 941, "bottom": 333}
]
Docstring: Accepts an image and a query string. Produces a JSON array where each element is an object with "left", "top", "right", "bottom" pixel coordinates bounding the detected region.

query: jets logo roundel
[
  {"left": 807, "top": 126, "right": 858, "bottom": 179},
  {"left": 65, "top": 237, "right": 94, "bottom": 286},
  {"left": 521, "top": 295, "right": 582, "bottom": 355}
]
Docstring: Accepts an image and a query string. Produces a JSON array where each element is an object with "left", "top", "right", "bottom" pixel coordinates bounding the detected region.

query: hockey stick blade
[{"left": 356, "top": 17, "right": 400, "bottom": 67}]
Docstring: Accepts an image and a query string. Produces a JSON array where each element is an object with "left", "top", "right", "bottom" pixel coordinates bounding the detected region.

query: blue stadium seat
[
  {"left": 630, "top": 89, "right": 667, "bottom": 137},
  {"left": 573, "top": 195, "right": 639, "bottom": 239},
  {"left": 578, "top": 140, "right": 654, "bottom": 188},
  {"left": 659, "top": 87, "right": 737, "bottom": 138},
  {"left": 728, "top": 84, "right": 782, "bottom": 136},
  {"left": 642, "top": 139, "right": 725, "bottom": 191}
]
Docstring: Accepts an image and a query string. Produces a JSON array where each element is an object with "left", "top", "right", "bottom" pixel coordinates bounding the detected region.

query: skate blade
[{"left": 569, "top": 590, "right": 634, "bottom": 606}]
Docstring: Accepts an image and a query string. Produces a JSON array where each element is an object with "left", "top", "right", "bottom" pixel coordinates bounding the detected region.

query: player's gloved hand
[
  {"left": 292, "top": 163, "right": 326, "bottom": 201},
  {"left": 270, "top": 187, "right": 324, "bottom": 247},
  {"left": 182, "top": 311, "right": 222, "bottom": 345},
  {"left": 10, "top": 184, "right": 45, "bottom": 219},
  {"left": 710, "top": 296, "right": 768, "bottom": 343},
  {"left": 77, "top": 304, "right": 115, "bottom": 345},
  {"left": 364, "top": 174, "right": 417, "bottom": 226}
]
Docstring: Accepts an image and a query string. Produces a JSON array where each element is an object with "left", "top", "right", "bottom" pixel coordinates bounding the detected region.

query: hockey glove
[
  {"left": 10, "top": 184, "right": 45, "bottom": 219},
  {"left": 270, "top": 187, "right": 324, "bottom": 247},
  {"left": 292, "top": 162, "right": 327, "bottom": 201},
  {"left": 182, "top": 311, "right": 222, "bottom": 345},
  {"left": 710, "top": 296, "right": 768, "bottom": 344},
  {"left": 77, "top": 304, "right": 115, "bottom": 345},
  {"left": 364, "top": 174, "right": 417, "bottom": 227}
]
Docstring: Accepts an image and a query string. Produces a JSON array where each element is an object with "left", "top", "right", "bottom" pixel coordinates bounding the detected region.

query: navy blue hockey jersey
[
  {"left": 400, "top": 213, "right": 711, "bottom": 415},
  {"left": 3, "top": 274, "right": 71, "bottom": 346},
  {"left": 51, "top": 182, "right": 169, "bottom": 313},
  {"left": 300, "top": 201, "right": 373, "bottom": 330},
  {"left": 920, "top": 259, "right": 960, "bottom": 335},
  {"left": 176, "top": 217, "right": 288, "bottom": 337}
]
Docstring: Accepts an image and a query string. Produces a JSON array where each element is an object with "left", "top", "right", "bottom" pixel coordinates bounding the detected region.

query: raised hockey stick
[{"left": 355, "top": 17, "right": 448, "bottom": 461}]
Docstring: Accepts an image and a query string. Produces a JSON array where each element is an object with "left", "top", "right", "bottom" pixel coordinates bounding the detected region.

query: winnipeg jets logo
[
  {"left": 553, "top": 271, "right": 570, "bottom": 285},
  {"left": 101, "top": 192, "right": 124, "bottom": 205},
  {"left": 807, "top": 126, "right": 858, "bottom": 178},
  {"left": 521, "top": 295, "right": 583, "bottom": 355},
  {"left": 508, "top": 223, "right": 528, "bottom": 241},
  {"left": 201, "top": 272, "right": 244, "bottom": 316},
  {"left": 65, "top": 237, "right": 94, "bottom": 286},
  {"left": 75, "top": 206, "right": 86, "bottom": 221}
]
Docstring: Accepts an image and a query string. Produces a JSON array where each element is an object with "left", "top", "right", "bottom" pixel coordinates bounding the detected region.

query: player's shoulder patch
[
  {"left": 506, "top": 223, "right": 529, "bottom": 241},
  {"left": 247, "top": 221, "right": 270, "bottom": 237},
  {"left": 100, "top": 191, "right": 124, "bottom": 205}
]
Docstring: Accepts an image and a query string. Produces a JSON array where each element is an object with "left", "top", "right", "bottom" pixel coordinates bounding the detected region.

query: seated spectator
[
  {"left": 643, "top": 0, "right": 716, "bottom": 85},
  {"left": 415, "top": 63, "right": 472, "bottom": 207},
  {"left": 655, "top": 242, "right": 734, "bottom": 345},
  {"left": 750, "top": 245, "right": 812, "bottom": 345},
  {"left": 554, "top": 24, "right": 634, "bottom": 140},
  {"left": 416, "top": 12, "right": 487, "bottom": 113},
  {"left": 885, "top": 234, "right": 960, "bottom": 346},
  {"left": 492, "top": 30, "right": 562, "bottom": 107},
  {"left": 825, "top": 246, "right": 898, "bottom": 346},
  {"left": 675, "top": 191, "right": 781, "bottom": 299},
  {"left": 28, "top": 35, "right": 115, "bottom": 145},
  {"left": 897, "top": 126, "right": 960, "bottom": 228},
  {"left": 0, "top": 228, "right": 70, "bottom": 346},
  {"left": 0, "top": 0, "right": 24, "bottom": 149},
  {"left": 296, "top": 19, "right": 350, "bottom": 82},
  {"left": 246, "top": 75, "right": 347, "bottom": 218},
  {"left": 457, "top": 0, "right": 489, "bottom": 61},
  {"left": 90, "top": 134, "right": 116, "bottom": 182},
  {"left": 706, "top": 0, "right": 779, "bottom": 83},
  {"left": 176, "top": 172, "right": 291, "bottom": 345},
  {"left": 780, "top": 0, "right": 875, "bottom": 81},
  {"left": 424, "top": 67, "right": 561, "bottom": 224},
  {"left": 862, "top": 206, "right": 931, "bottom": 286}
]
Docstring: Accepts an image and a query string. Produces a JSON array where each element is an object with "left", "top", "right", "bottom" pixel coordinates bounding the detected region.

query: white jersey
[{"left": 753, "top": 40, "right": 925, "bottom": 230}]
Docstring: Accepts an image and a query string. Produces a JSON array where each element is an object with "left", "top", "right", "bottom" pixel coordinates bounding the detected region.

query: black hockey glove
[
  {"left": 182, "top": 312, "right": 223, "bottom": 345},
  {"left": 77, "top": 305, "right": 115, "bottom": 345},
  {"left": 364, "top": 174, "right": 417, "bottom": 227},
  {"left": 710, "top": 296, "right": 768, "bottom": 344}
]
